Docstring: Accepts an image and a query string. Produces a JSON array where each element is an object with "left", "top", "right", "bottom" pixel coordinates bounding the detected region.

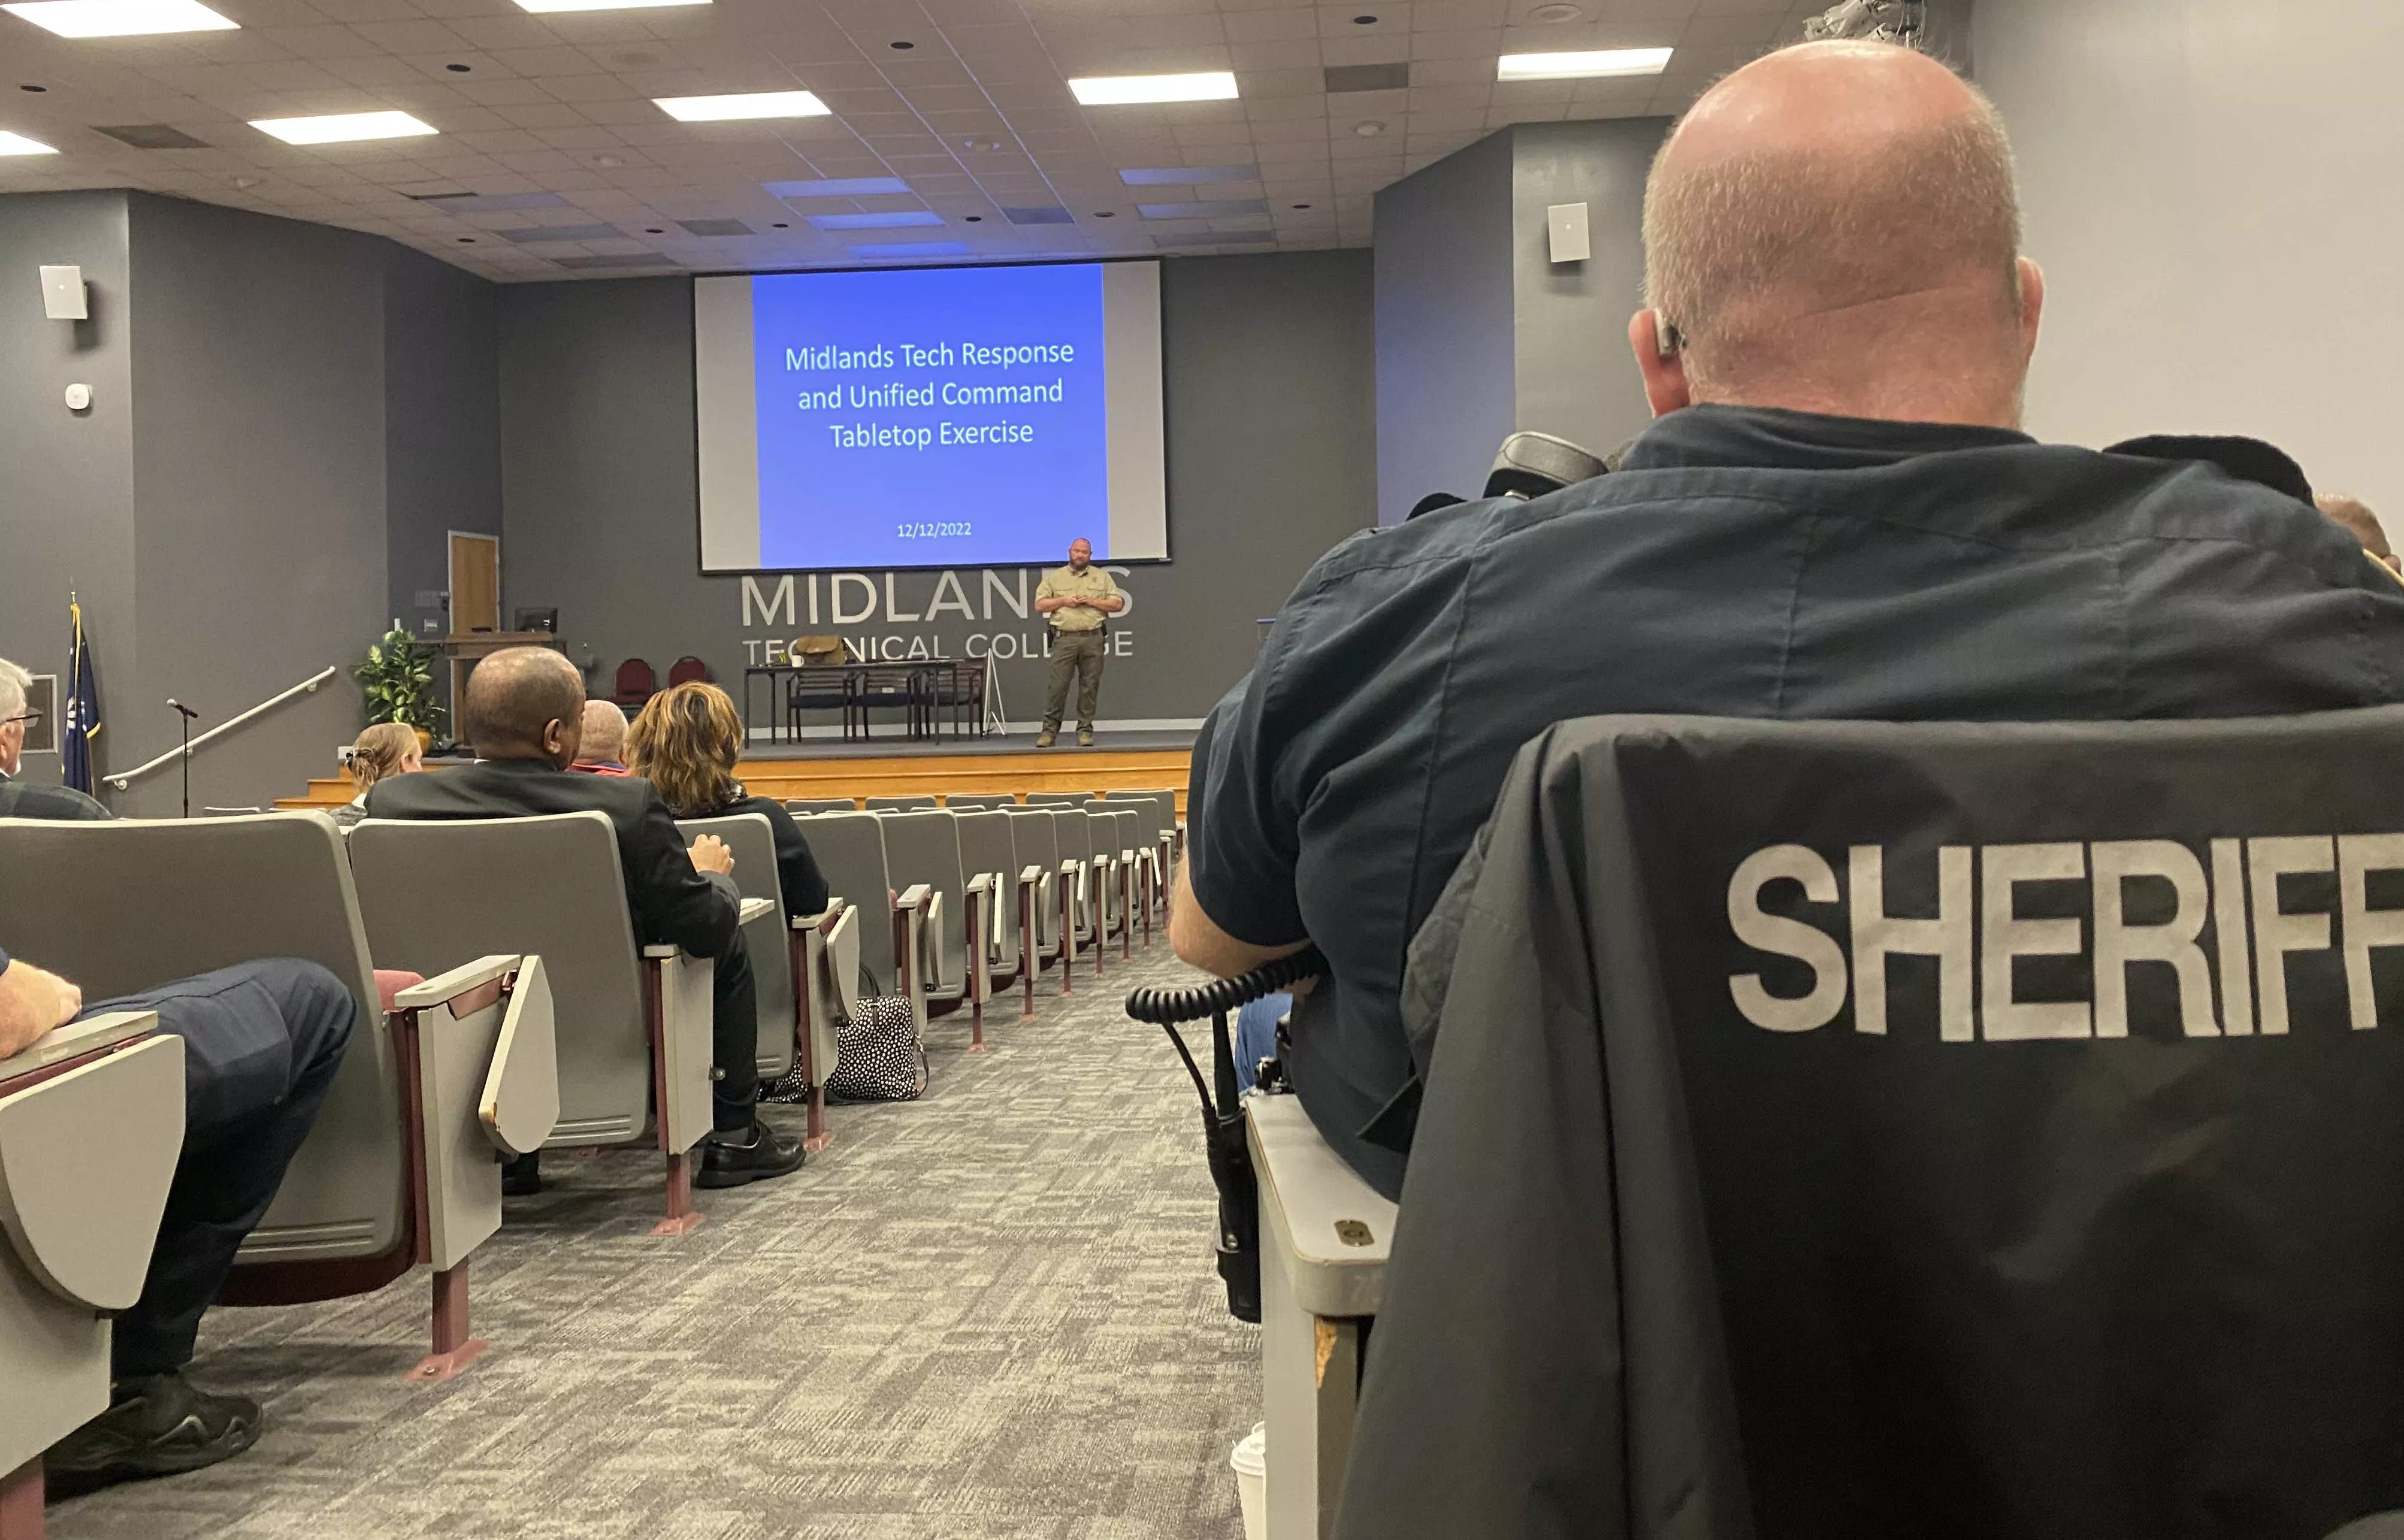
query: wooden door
[{"left": 449, "top": 532, "right": 500, "bottom": 634}]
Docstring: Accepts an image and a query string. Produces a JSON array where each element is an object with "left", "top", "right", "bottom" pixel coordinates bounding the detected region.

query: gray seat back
[
  {"left": 1006, "top": 808, "right": 1063, "bottom": 951},
  {"left": 945, "top": 793, "right": 1015, "bottom": 810},
  {"left": 879, "top": 810, "right": 969, "bottom": 994},
  {"left": 1050, "top": 805, "right": 1094, "bottom": 869},
  {"left": 1025, "top": 791, "right": 1094, "bottom": 807},
  {"left": 1106, "top": 787, "right": 1180, "bottom": 830},
  {"left": 804, "top": 812, "right": 897, "bottom": 991},
  {"left": 1102, "top": 794, "right": 1167, "bottom": 855},
  {"left": 954, "top": 809, "right": 1022, "bottom": 972},
  {"left": 677, "top": 812, "right": 796, "bottom": 1078},
  {"left": 0, "top": 813, "right": 403, "bottom": 1260},
  {"left": 786, "top": 798, "right": 857, "bottom": 815},
  {"left": 1086, "top": 798, "right": 1156, "bottom": 855},
  {"left": 866, "top": 795, "right": 939, "bottom": 812},
  {"left": 351, "top": 813, "right": 651, "bottom": 1146}
]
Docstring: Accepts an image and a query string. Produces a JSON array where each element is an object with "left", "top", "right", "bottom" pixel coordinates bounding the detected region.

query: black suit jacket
[
  {"left": 365, "top": 758, "right": 737, "bottom": 958},
  {"left": 0, "top": 771, "right": 110, "bottom": 821}
]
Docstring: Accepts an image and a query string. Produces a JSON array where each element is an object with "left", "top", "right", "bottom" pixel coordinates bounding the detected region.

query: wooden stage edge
[{"left": 274, "top": 745, "right": 1192, "bottom": 814}]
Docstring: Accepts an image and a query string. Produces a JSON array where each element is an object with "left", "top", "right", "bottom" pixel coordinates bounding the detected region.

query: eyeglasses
[{"left": 0, "top": 712, "right": 38, "bottom": 728}]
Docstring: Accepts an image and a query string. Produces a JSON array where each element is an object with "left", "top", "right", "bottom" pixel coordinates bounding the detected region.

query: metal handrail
[{"left": 102, "top": 666, "right": 339, "bottom": 791}]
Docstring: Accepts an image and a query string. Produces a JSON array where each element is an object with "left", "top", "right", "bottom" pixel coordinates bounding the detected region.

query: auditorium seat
[
  {"left": 954, "top": 809, "right": 1038, "bottom": 1019},
  {"left": 1104, "top": 787, "right": 1182, "bottom": 873},
  {"left": 675, "top": 812, "right": 800, "bottom": 1081},
  {"left": 878, "top": 810, "right": 992, "bottom": 1049},
  {"left": 0, "top": 812, "right": 557, "bottom": 1376},
  {"left": 802, "top": 812, "right": 932, "bottom": 1030},
  {"left": 1, "top": 1010, "right": 185, "bottom": 1527},
  {"left": 1083, "top": 807, "right": 1142, "bottom": 957},
  {"left": 785, "top": 797, "right": 858, "bottom": 815},
  {"left": 350, "top": 812, "right": 713, "bottom": 1235},
  {"left": 1083, "top": 803, "right": 1152, "bottom": 946},
  {"left": 1024, "top": 792, "right": 1096, "bottom": 808},
  {"left": 866, "top": 795, "right": 939, "bottom": 812},
  {"left": 943, "top": 793, "right": 1017, "bottom": 810},
  {"left": 1005, "top": 807, "right": 1074, "bottom": 994},
  {"left": 1048, "top": 809, "right": 1108, "bottom": 978}
]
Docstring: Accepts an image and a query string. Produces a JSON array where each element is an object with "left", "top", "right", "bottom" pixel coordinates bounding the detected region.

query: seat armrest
[
  {"left": 392, "top": 955, "right": 518, "bottom": 1012},
  {"left": 0, "top": 1010, "right": 157, "bottom": 1087},
  {"left": 641, "top": 943, "right": 682, "bottom": 958},
  {"left": 738, "top": 895, "right": 777, "bottom": 925},
  {"left": 966, "top": 872, "right": 995, "bottom": 895},
  {"left": 896, "top": 883, "right": 933, "bottom": 911},
  {"left": 1018, "top": 864, "right": 1042, "bottom": 886},
  {"left": 794, "top": 897, "right": 850, "bottom": 933}
]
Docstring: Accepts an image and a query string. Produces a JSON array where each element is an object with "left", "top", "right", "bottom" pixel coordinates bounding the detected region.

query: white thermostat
[{"left": 63, "top": 383, "right": 92, "bottom": 411}]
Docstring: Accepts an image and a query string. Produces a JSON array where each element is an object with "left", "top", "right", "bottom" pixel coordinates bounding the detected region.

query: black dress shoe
[
  {"left": 44, "top": 1372, "right": 262, "bottom": 1496},
  {"left": 501, "top": 1151, "right": 542, "bottom": 1197},
  {"left": 695, "top": 1120, "right": 807, "bottom": 1188}
]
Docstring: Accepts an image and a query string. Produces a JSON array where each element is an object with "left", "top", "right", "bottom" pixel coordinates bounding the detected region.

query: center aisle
[{"left": 52, "top": 944, "right": 1259, "bottom": 1540}]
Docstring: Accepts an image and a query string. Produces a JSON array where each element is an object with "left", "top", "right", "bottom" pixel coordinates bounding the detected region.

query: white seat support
[{"left": 1248, "top": 1093, "right": 1396, "bottom": 1540}]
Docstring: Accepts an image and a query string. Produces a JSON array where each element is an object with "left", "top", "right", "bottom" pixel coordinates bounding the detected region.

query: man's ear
[
  {"left": 2016, "top": 257, "right": 2045, "bottom": 362},
  {"left": 1629, "top": 310, "right": 1691, "bottom": 417}
]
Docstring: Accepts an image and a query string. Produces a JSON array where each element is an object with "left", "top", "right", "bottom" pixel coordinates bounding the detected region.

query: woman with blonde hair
[
  {"left": 333, "top": 721, "right": 421, "bottom": 828},
  {"left": 627, "top": 682, "right": 827, "bottom": 918}
]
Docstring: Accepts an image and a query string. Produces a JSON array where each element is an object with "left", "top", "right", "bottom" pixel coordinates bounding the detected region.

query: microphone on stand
[{"left": 167, "top": 698, "right": 199, "bottom": 816}]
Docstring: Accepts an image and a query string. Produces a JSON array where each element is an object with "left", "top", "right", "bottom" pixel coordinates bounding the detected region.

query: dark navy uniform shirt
[{"left": 1190, "top": 403, "right": 2404, "bottom": 1197}]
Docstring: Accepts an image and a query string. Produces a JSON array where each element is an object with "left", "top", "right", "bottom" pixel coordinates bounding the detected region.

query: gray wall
[
  {"left": 0, "top": 192, "right": 135, "bottom": 790},
  {"left": 1976, "top": 0, "right": 2404, "bottom": 532},
  {"left": 1374, "top": 119, "right": 1667, "bottom": 524},
  {"left": 1373, "top": 131, "right": 1517, "bottom": 526},
  {"left": 497, "top": 249, "right": 1377, "bottom": 726},
  {"left": 1510, "top": 119, "right": 1663, "bottom": 467},
  {"left": 386, "top": 252, "right": 502, "bottom": 633},
  {"left": 0, "top": 189, "right": 504, "bottom": 810}
]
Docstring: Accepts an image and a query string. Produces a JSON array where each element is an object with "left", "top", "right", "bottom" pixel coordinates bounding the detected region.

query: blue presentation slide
[{"left": 749, "top": 264, "right": 1111, "bottom": 570}]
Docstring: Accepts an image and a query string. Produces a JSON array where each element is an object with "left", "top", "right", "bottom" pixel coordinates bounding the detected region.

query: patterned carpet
[{"left": 49, "top": 942, "right": 1259, "bottom": 1540}]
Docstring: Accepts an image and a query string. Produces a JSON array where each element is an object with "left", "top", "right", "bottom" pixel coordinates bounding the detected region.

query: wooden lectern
[{"left": 439, "top": 633, "right": 567, "bottom": 729}]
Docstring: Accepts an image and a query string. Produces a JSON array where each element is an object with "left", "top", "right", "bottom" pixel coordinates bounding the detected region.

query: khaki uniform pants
[{"left": 1043, "top": 628, "right": 1106, "bottom": 733}]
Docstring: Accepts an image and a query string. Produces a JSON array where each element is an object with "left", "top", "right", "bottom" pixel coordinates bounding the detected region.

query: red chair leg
[
  {"left": 968, "top": 994, "right": 987, "bottom": 1052},
  {"left": 652, "top": 1149, "right": 705, "bottom": 1237},
  {"left": 805, "top": 1083, "right": 831, "bottom": 1154},
  {"left": 0, "top": 1458, "right": 41, "bottom": 1540},
  {"left": 407, "top": 1260, "right": 492, "bottom": 1382}
]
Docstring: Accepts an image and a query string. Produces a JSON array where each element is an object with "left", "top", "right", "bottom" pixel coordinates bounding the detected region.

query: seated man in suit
[
  {"left": 572, "top": 699, "right": 631, "bottom": 776},
  {"left": 368, "top": 646, "right": 805, "bottom": 1189},
  {"left": 0, "top": 656, "right": 107, "bottom": 819},
  {"left": 0, "top": 946, "right": 353, "bottom": 1491},
  {"left": 1173, "top": 39, "right": 2404, "bottom": 1199}
]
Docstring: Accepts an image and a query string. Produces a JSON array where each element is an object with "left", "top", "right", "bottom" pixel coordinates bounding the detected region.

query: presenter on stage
[{"left": 1033, "top": 537, "right": 1123, "bottom": 748}]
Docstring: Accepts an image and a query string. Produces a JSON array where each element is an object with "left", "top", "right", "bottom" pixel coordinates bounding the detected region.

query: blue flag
[{"left": 63, "top": 598, "right": 100, "bottom": 795}]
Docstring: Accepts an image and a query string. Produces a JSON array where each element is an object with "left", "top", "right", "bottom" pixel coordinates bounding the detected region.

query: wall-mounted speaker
[{"left": 40, "top": 264, "right": 88, "bottom": 321}]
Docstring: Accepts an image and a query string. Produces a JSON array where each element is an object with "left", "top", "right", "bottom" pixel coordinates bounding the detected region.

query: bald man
[
  {"left": 1177, "top": 40, "right": 2404, "bottom": 1204},
  {"left": 572, "top": 698, "right": 631, "bottom": 775},
  {"left": 2321, "top": 492, "right": 2401, "bottom": 575},
  {"left": 368, "top": 648, "right": 805, "bottom": 1189}
]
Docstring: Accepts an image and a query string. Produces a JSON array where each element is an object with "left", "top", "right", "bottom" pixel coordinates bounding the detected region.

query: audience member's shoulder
[
  {"left": 0, "top": 780, "right": 113, "bottom": 821},
  {"left": 2106, "top": 450, "right": 2393, "bottom": 590}
]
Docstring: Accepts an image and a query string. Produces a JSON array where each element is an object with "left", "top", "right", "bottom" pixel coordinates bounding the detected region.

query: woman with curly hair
[{"left": 627, "top": 681, "right": 828, "bottom": 918}]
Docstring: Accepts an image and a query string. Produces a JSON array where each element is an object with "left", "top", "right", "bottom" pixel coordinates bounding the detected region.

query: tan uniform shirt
[{"left": 1035, "top": 564, "right": 1120, "bottom": 633}]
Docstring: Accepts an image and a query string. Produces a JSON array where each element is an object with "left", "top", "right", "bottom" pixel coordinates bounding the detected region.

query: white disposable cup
[{"left": 1231, "top": 1422, "right": 1267, "bottom": 1540}]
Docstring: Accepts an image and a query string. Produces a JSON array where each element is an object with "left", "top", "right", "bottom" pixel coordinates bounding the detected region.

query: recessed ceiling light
[
  {"left": 1291, "top": 202, "right": 1311, "bottom": 209},
  {"left": 1526, "top": 1, "right": 1582, "bottom": 19},
  {"left": 0, "top": 129, "right": 58, "bottom": 155},
  {"left": 653, "top": 90, "right": 828, "bottom": 122},
  {"left": 1068, "top": 71, "right": 1238, "bottom": 107},
  {"left": 770, "top": 221, "right": 787, "bottom": 228},
  {"left": 1497, "top": 47, "right": 1674, "bottom": 81},
  {"left": 807, "top": 210, "right": 943, "bottom": 231},
  {"left": 2, "top": 0, "right": 233, "bottom": 35},
  {"left": 1093, "top": 210, "right": 1114, "bottom": 217},
  {"left": 513, "top": 0, "right": 707, "bottom": 12},
  {"left": 644, "top": 226, "right": 664, "bottom": 233},
  {"left": 455, "top": 236, "right": 475, "bottom": 243},
  {"left": 764, "top": 176, "right": 909, "bottom": 198},
  {"left": 963, "top": 214, "right": 982, "bottom": 222},
  {"left": 250, "top": 110, "right": 437, "bottom": 145}
]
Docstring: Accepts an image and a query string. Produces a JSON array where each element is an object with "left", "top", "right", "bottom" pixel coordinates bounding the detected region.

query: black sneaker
[
  {"left": 695, "top": 1120, "right": 807, "bottom": 1188},
  {"left": 501, "top": 1151, "right": 542, "bottom": 1197},
  {"left": 44, "top": 1372, "right": 262, "bottom": 1496}
]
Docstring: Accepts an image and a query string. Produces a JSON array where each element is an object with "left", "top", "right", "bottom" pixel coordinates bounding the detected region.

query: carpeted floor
[{"left": 49, "top": 942, "right": 1258, "bottom": 1540}]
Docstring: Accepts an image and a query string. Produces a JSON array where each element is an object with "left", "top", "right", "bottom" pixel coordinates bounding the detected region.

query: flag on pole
[{"left": 63, "top": 597, "right": 101, "bottom": 795}]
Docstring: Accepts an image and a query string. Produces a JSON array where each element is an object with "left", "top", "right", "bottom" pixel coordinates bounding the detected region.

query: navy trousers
[
  {"left": 708, "top": 932, "right": 759, "bottom": 1132},
  {"left": 80, "top": 959, "right": 356, "bottom": 1379}
]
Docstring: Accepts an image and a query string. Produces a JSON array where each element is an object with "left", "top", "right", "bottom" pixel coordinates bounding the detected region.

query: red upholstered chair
[
  {"left": 612, "top": 658, "right": 657, "bottom": 710},
  {"left": 667, "top": 655, "right": 710, "bottom": 687}
]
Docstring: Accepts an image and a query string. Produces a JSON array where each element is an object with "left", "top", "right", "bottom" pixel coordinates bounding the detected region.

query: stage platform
[{"left": 274, "top": 728, "right": 1193, "bottom": 813}]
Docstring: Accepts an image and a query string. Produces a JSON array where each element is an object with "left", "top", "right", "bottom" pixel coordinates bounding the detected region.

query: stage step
[{"left": 275, "top": 751, "right": 1189, "bottom": 813}]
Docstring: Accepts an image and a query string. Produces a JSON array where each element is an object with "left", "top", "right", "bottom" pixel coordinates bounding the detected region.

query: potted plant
[{"left": 355, "top": 623, "right": 444, "bottom": 754}]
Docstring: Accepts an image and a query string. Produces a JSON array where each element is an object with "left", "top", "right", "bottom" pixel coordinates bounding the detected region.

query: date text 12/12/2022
[{"left": 898, "top": 522, "right": 972, "bottom": 540}]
